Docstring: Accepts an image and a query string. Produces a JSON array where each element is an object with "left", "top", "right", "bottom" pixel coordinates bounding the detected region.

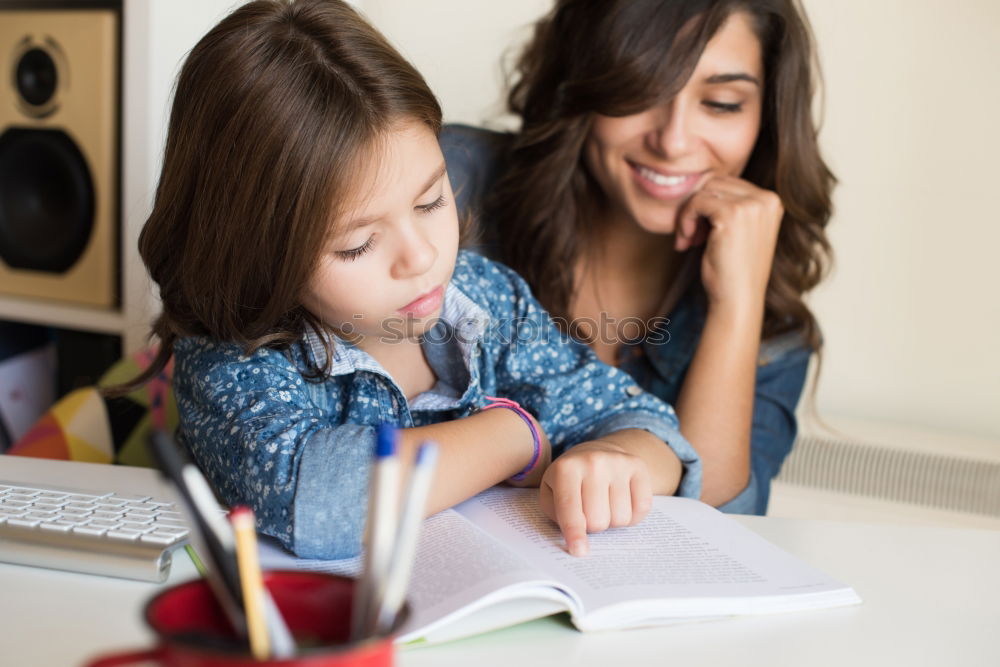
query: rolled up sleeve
[
  {"left": 718, "top": 334, "right": 812, "bottom": 515},
  {"left": 587, "top": 411, "right": 702, "bottom": 499},
  {"left": 292, "top": 424, "right": 374, "bottom": 558}
]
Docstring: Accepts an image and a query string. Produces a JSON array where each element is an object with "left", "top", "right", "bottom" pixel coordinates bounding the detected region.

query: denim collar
[{"left": 299, "top": 282, "right": 491, "bottom": 411}]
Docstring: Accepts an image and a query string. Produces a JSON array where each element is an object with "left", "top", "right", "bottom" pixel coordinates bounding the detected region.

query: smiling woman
[
  {"left": 583, "top": 12, "right": 765, "bottom": 242},
  {"left": 443, "top": 0, "right": 834, "bottom": 514}
]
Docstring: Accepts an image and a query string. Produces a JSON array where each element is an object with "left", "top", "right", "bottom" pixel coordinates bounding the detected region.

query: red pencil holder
[{"left": 84, "top": 570, "right": 405, "bottom": 667}]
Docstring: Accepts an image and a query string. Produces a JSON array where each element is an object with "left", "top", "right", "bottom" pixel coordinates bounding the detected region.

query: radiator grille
[{"left": 776, "top": 435, "right": 1000, "bottom": 518}]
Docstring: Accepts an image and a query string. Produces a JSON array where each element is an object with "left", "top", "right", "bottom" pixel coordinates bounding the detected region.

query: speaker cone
[{"left": 0, "top": 128, "right": 95, "bottom": 273}]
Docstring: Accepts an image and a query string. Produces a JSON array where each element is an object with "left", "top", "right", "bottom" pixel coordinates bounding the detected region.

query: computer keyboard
[{"left": 0, "top": 480, "right": 191, "bottom": 583}]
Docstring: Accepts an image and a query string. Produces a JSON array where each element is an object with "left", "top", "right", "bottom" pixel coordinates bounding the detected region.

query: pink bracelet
[{"left": 482, "top": 396, "right": 541, "bottom": 481}]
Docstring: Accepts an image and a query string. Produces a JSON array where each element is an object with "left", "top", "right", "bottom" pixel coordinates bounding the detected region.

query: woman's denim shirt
[
  {"left": 173, "top": 251, "right": 701, "bottom": 559},
  {"left": 441, "top": 123, "right": 812, "bottom": 516}
]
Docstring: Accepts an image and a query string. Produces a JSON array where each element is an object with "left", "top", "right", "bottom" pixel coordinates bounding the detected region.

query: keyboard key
[
  {"left": 59, "top": 516, "right": 91, "bottom": 527},
  {"left": 120, "top": 522, "right": 154, "bottom": 533},
  {"left": 7, "top": 518, "right": 41, "bottom": 528},
  {"left": 151, "top": 525, "right": 189, "bottom": 537},
  {"left": 125, "top": 502, "right": 161, "bottom": 512},
  {"left": 7, "top": 493, "right": 39, "bottom": 502},
  {"left": 32, "top": 501, "right": 67, "bottom": 511},
  {"left": 140, "top": 533, "right": 179, "bottom": 546},
  {"left": 114, "top": 493, "right": 152, "bottom": 502},
  {"left": 124, "top": 512, "right": 156, "bottom": 522},
  {"left": 147, "top": 501, "right": 177, "bottom": 510},
  {"left": 39, "top": 521, "right": 76, "bottom": 532},
  {"left": 65, "top": 494, "right": 100, "bottom": 503},
  {"left": 35, "top": 491, "right": 70, "bottom": 501},
  {"left": 0, "top": 500, "right": 31, "bottom": 509},
  {"left": 65, "top": 502, "right": 98, "bottom": 511},
  {"left": 73, "top": 525, "right": 108, "bottom": 537},
  {"left": 106, "top": 530, "right": 141, "bottom": 542}
]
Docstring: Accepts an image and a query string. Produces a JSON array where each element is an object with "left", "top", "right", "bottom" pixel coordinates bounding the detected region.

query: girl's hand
[
  {"left": 538, "top": 440, "right": 653, "bottom": 557},
  {"left": 674, "top": 175, "right": 783, "bottom": 311}
]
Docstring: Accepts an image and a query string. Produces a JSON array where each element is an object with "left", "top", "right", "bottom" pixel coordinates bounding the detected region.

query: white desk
[{"left": 3, "top": 456, "right": 1000, "bottom": 666}]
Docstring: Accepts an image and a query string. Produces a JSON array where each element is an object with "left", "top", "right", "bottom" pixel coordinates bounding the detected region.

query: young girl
[{"left": 127, "top": 0, "right": 699, "bottom": 560}]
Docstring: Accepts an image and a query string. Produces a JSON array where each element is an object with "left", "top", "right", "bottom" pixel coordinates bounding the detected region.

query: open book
[{"left": 259, "top": 487, "right": 861, "bottom": 644}]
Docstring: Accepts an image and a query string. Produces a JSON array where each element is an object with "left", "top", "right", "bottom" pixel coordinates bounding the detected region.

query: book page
[
  {"left": 456, "top": 488, "right": 859, "bottom": 629},
  {"left": 259, "top": 506, "right": 572, "bottom": 642}
]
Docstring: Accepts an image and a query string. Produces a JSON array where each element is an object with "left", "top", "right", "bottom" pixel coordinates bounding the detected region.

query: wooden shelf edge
[{"left": 0, "top": 295, "right": 125, "bottom": 335}]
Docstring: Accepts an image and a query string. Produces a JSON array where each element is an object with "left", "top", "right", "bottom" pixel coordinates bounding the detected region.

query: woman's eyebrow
[{"left": 704, "top": 72, "right": 761, "bottom": 87}]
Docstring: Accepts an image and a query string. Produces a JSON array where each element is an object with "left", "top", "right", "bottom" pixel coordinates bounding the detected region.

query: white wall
[
  {"left": 802, "top": 0, "right": 1000, "bottom": 440},
  {"left": 356, "top": 0, "right": 549, "bottom": 129},
  {"left": 359, "top": 0, "right": 1000, "bottom": 442}
]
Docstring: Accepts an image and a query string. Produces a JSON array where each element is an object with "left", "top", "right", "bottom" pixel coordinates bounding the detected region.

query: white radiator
[{"left": 768, "top": 417, "right": 1000, "bottom": 530}]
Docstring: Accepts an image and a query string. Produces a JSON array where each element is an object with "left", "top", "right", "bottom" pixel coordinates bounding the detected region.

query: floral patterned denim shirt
[
  {"left": 173, "top": 251, "right": 702, "bottom": 559},
  {"left": 442, "top": 123, "right": 813, "bottom": 515}
]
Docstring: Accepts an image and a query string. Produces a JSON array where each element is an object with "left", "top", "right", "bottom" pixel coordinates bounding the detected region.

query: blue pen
[
  {"left": 376, "top": 440, "right": 439, "bottom": 634},
  {"left": 351, "top": 424, "right": 401, "bottom": 641}
]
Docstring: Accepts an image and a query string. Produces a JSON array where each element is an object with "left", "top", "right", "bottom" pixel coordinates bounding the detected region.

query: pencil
[{"left": 231, "top": 506, "right": 270, "bottom": 659}]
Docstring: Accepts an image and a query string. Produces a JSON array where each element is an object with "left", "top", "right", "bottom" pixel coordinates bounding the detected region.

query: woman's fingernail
[{"left": 570, "top": 541, "right": 588, "bottom": 557}]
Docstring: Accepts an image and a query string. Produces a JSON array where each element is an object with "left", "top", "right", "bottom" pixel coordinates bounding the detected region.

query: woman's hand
[
  {"left": 674, "top": 175, "right": 783, "bottom": 311},
  {"left": 538, "top": 439, "right": 653, "bottom": 557}
]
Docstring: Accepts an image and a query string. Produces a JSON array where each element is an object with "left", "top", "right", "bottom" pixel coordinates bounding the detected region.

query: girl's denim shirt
[
  {"left": 173, "top": 251, "right": 701, "bottom": 559},
  {"left": 442, "top": 123, "right": 813, "bottom": 516}
]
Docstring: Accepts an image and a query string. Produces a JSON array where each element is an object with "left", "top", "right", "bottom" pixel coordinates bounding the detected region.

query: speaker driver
[
  {"left": 0, "top": 128, "right": 95, "bottom": 273},
  {"left": 15, "top": 47, "right": 58, "bottom": 108}
]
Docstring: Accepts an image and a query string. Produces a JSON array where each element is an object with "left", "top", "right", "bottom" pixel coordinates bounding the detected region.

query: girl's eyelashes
[
  {"left": 335, "top": 235, "right": 375, "bottom": 261},
  {"left": 333, "top": 194, "right": 445, "bottom": 261},
  {"left": 704, "top": 100, "right": 743, "bottom": 114},
  {"left": 416, "top": 194, "right": 447, "bottom": 213}
]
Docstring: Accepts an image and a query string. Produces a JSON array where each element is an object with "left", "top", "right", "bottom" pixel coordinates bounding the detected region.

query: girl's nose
[{"left": 391, "top": 222, "right": 437, "bottom": 279}]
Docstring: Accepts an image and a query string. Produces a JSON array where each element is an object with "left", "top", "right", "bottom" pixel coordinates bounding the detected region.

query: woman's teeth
[{"left": 637, "top": 166, "right": 687, "bottom": 187}]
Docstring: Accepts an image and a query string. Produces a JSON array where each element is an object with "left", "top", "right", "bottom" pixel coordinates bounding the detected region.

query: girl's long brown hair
[
  {"left": 110, "top": 0, "right": 441, "bottom": 393},
  {"left": 491, "top": 0, "right": 834, "bottom": 350}
]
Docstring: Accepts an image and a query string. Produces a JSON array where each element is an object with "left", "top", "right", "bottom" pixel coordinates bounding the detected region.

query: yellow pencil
[{"left": 230, "top": 506, "right": 270, "bottom": 660}]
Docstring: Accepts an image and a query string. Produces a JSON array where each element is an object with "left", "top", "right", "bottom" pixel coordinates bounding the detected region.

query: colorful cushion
[{"left": 7, "top": 347, "right": 176, "bottom": 467}]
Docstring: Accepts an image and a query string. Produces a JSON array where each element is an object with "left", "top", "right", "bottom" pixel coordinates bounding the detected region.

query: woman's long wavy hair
[
  {"left": 109, "top": 0, "right": 441, "bottom": 393},
  {"left": 490, "top": 0, "right": 834, "bottom": 350}
]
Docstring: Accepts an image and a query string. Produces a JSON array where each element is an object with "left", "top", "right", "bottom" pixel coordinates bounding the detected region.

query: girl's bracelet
[{"left": 481, "top": 396, "right": 541, "bottom": 481}]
